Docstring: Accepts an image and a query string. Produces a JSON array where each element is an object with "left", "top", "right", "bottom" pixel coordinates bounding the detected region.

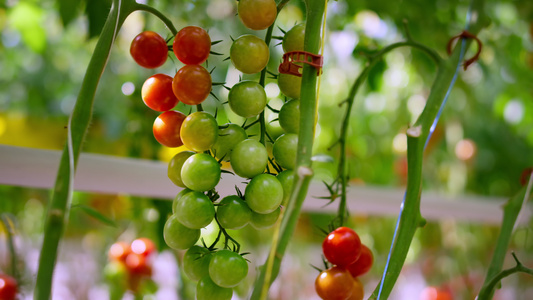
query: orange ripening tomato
[
  {"left": 172, "top": 65, "right": 212, "bottom": 105},
  {"left": 315, "top": 266, "right": 356, "bottom": 300},
  {"left": 142, "top": 74, "right": 179, "bottom": 111},
  {"left": 173, "top": 26, "right": 211, "bottom": 65},
  {"left": 153, "top": 110, "right": 187, "bottom": 147}
]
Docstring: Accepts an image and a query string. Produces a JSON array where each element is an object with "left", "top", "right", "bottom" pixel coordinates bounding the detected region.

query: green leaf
[
  {"left": 72, "top": 204, "right": 118, "bottom": 227},
  {"left": 85, "top": 0, "right": 112, "bottom": 38},
  {"left": 57, "top": 0, "right": 83, "bottom": 27}
]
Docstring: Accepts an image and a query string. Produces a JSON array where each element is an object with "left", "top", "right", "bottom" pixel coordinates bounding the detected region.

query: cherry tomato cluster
[
  {"left": 104, "top": 238, "right": 156, "bottom": 292},
  {"left": 129, "top": 2, "right": 308, "bottom": 299},
  {"left": 316, "top": 227, "right": 374, "bottom": 300},
  {"left": 0, "top": 273, "right": 18, "bottom": 300}
]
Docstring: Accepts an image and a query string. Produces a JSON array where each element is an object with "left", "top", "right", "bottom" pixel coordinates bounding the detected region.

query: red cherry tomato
[
  {"left": 173, "top": 26, "right": 211, "bottom": 65},
  {"left": 172, "top": 65, "right": 212, "bottom": 105},
  {"left": 141, "top": 74, "right": 179, "bottom": 111},
  {"left": 0, "top": 274, "right": 18, "bottom": 300},
  {"left": 131, "top": 237, "right": 156, "bottom": 257},
  {"left": 315, "top": 266, "right": 356, "bottom": 300},
  {"left": 125, "top": 253, "right": 152, "bottom": 276},
  {"left": 322, "top": 227, "right": 362, "bottom": 267},
  {"left": 346, "top": 244, "right": 373, "bottom": 278},
  {"left": 109, "top": 241, "right": 131, "bottom": 262},
  {"left": 153, "top": 110, "right": 187, "bottom": 147},
  {"left": 130, "top": 31, "right": 168, "bottom": 69}
]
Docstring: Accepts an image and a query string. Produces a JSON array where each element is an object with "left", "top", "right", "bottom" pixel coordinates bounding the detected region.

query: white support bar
[{"left": 0, "top": 144, "right": 529, "bottom": 224}]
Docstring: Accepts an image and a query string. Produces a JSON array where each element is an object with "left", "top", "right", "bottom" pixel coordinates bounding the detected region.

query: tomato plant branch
[
  {"left": 370, "top": 0, "right": 488, "bottom": 298},
  {"left": 477, "top": 181, "right": 533, "bottom": 299},
  {"left": 250, "top": 1, "right": 325, "bottom": 299},
  {"left": 336, "top": 40, "right": 442, "bottom": 226},
  {"left": 478, "top": 252, "right": 533, "bottom": 299},
  {"left": 34, "top": 1, "right": 137, "bottom": 299},
  {"left": 134, "top": 3, "right": 178, "bottom": 36}
]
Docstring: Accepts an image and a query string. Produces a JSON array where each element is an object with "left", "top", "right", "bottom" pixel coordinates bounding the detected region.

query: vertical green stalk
[
  {"left": 34, "top": 1, "right": 136, "bottom": 299},
  {"left": 370, "top": 1, "right": 488, "bottom": 298},
  {"left": 477, "top": 183, "right": 533, "bottom": 299},
  {"left": 250, "top": 1, "right": 325, "bottom": 299}
]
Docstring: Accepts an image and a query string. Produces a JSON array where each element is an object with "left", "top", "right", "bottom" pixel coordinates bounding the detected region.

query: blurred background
[{"left": 0, "top": 0, "right": 532, "bottom": 299}]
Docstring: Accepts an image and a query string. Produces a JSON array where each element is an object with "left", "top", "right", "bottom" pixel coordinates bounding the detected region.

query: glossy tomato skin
[
  {"left": 180, "top": 112, "right": 219, "bottom": 152},
  {"left": 230, "top": 139, "right": 268, "bottom": 178},
  {"left": 175, "top": 191, "right": 215, "bottom": 229},
  {"left": 180, "top": 153, "right": 221, "bottom": 192},
  {"left": 183, "top": 246, "right": 212, "bottom": 282},
  {"left": 0, "top": 274, "right": 18, "bottom": 300},
  {"left": 249, "top": 206, "right": 280, "bottom": 229},
  {"left": 278, "top": 99, "right": 300, "bottom": 133},
  {"left": 217, "top": 195, "right": 252, "bottom": 230},
  {"left": 278, "top": 72, "right": 302, "bottom": 100},
  {"left": 172, "top": 65, "right": 212, "bottom": 105},
  {"left": 209, "top": 250, "right": 248, "bottom": 288},
  {"left": 272, "top": 133, "right": 298, "bottom": 170},
  {"left": 130, "top": 31, "right": 168, "bottom": 69},
  {"left": 282, "top": 23, "right": 305, "bottom": 52},
  {"left": 163, "top": 214, "right": 201, "bottom": 250},
  {"left": 228, "top": 81, "right": 267, "bottom": 118},
  {"left": 238, "top": 0, "right": 277, "bottom": 30},
  {"left": 323, "top": 227, "right": 362, "bottom": 267},
  {"left": 211, "top": 123, "right": 248, "bottom": 161},
  {"left": 346, "top": 244, "right": 373, "bottom": 278},
  {"left": 245, "top": 173, "right": 283, "bottom": 214},
  {"left": 196, "top": 276, "right": 233, "bottom": 300},
  {"left": 173, "top": 26, "right": 211, "bottom": 65},
  {"left": 168, "top": 151, "right": 195, "bottom": 188},
  {"left": 153, "top": 110, "right": 187, "bottom": 147},
  {"left": 276, "top": 169, "right": 294, "bottom": 206},
  {"left": 142, "top": 74, "right": 178, "bottom": 111},
  {"left": 230, "top": 35, "right": 269, "bottom": 74},
  {"left": 315, "top": 266, "right": 356, "bottom": 300},
  {"left": 172, "top": 188, "right": 192, "bottom": 213},
  {"left": 346, "top": 278, "right": 364, "bottom": 300}
]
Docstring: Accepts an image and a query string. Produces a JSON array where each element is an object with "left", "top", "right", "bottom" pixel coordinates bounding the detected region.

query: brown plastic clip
[
  {"left": 278, "top": 51, "right": 323, "bottom": 77},
  {"left": 446, "top": 30, "right": 483, "bottom": 70}
]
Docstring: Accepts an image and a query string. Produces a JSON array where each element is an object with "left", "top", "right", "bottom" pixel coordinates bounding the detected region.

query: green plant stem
[
  {"left": 336, "top": 41, "right": 441, "bottom": 226},
  {"left": 477, "top": 184, "right": 533, "bottom": 299},
  {"left": 250, "top": 1, "right": 325, "bottom": 299},
  {"left": 369, "top": 1, "right": 488, "bottom": 298},
  {"left": 478, "top": 252, "right": 533, "bottom": 299},
  {"left": 34, "top": 1, "right": 137, "bottom": 299},
  {"left": 134, "top": 3, "right": 178, "bottom": 36},
  {"left": 0, "top": 214, "right": 18, "bottom": 279}
]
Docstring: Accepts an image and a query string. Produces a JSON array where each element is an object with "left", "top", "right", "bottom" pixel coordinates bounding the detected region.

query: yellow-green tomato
[
  {"left": 276, "top": 170, "right": 294, "bottom": 206},
  {"left": 183, "top": 246, "right": 212, "bottom": 282},
  {"left": 228, "top": 81, "right": 267, "bottom": 118},
  {"left": 278, "top": 72, "right": 302, "bottom": 100},
  {"left": 249, "top": 206, "right": 281, "bottom": 229},
  {"left": 163, "top": 214, "right": 201, "bottom": 250},
  {"left": 282, "top": 23, "right": 305, "bottom": 52},
  {"left": 180, "top": 111, "right": 218, "bottom": 152},
  {"left": 230, "top": 139, "right": 268, "bottom": 178},
  {"left": 211, "top": 123, "right": 248, "bottom": 161},
  {"left": 238, "top": 0, "right": 277, "bottom": 30},
  {"left": 175, "top": 191, "right": 215, "bottom": 229},
  {"left": 196, "top": 276, "right": 233, "bottom": 300},
  {"left": 168, "top": 151, "right": 195, "bottom": 188},
  {"left": 216, "top": 195, "right": 252, "bottom": 230},
  {"left": 230, "top": 35, "right": 269, "bottom": 74},
  {"left": 208, "top": 250, "right": 248, "bottom": 288}
]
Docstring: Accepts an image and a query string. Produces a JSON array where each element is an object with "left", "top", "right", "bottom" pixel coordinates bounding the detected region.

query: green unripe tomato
[
  {"left": 282, "top": 23, "right": 305, "bottom": 52},
  {"left": 180, "top": 111, "right": 218, "bottom": 152},
  {"left": 181, "top": 153, "right": 221, "bottom": 191},
  {"left": 230, "top": 35, "right": 269, "bottom": 74},
  {"left": 278, "top": 72, "right": 302, "bottom": 100},
  {"left": 216, "top": 195, "right": 252, "bottom": 230},
  {"left": 209, "top": 250, "right": 248, "bottom": 288},
  {"left": 272, "top": 133, "right": 298, "bottom": 170},
  {"left": 249, "top": 206, "right": 281, "bottom": 229},
  {"left": 175, "top": 191, "right": 215, "bottom": 229},
  {"left": 183, "top": 246, "right": 212, "bottom": 282},
  {"left": 245, "top": 173, "right": 283, "bottom": 214},
  {"left": 228, "top": 81, "right": 267, "bottom": 118},
  {"left": 230, "top": 139, "right": 268, "bottom": 178},
  {"left": 172, "top": 188, "right": 192, "bottom": 214},
  {"left": 163, "top": 214, "right": 201, "bottom": 250},
  {"left": 278, "top": 99, "right": 300, "bottom": 133},
  {"left": 196, "top": 276, "right": 233, "bottom": 300},
  {"left": 276, "top": 169, "right": 294, "bottom": 206},
  {"left": 211, "top": 123, "right": 248, "bottom": 161},
  {"left": 168, "top": 151, "right": 195, "bottom": 188}
]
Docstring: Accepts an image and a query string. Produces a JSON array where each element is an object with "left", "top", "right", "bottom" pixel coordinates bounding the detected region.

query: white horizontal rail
[{"left": 0, "top": 144, "right": 529, "bottom": 224}]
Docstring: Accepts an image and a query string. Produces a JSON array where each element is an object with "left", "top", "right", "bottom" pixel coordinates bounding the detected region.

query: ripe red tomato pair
[
  {"left": 0, "top": 274, "right": 18, "bottom": 300},
  {"left": 108, "top": 238, "right": 156, "bottom": 276}
]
